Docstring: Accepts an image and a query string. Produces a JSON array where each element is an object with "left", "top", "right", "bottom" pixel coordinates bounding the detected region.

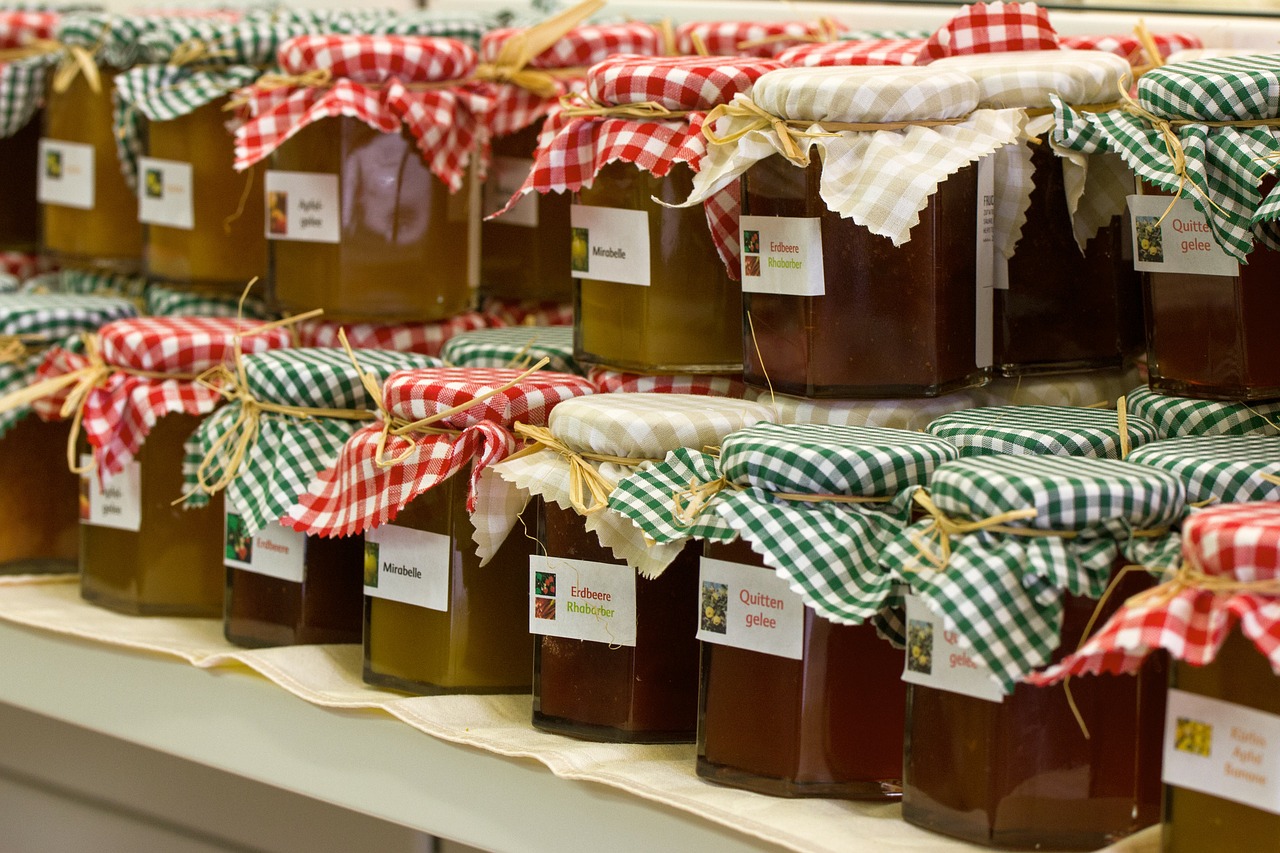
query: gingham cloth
[
  {"left": 747, "top": 388, "right": 983, "bottom": 429},
  {"left": 776, "top": 39, "right": 925, "bottom": 68},
  {"left": 492, "top": 393, "right": 774, "bottom": 577},
  {"left": 1028, "top": 502, "right": 1280, "bottom": 685},
  {"left": 587, "top": 367, "right": 746, "bottom": 398},
  {"left": 0, "top": 252, "right": 50, "bottom": 281},
  {"left": 31, "top": 316, "right": 291, "bottom": 478},
  {"left": 880, "top": 453, "right": 1185, "bottom": 690},
  {"left": 183, "top": 347, "right": 440, "bottom": 536},
  {"left": 19, "top": 268, "right": 148, "bottom": 308},
  {"left": 440, "top": 325, "right": 579, "bottom": 374},
  {"left": 0, "top": 293, "right": 135, "bottom": 437},
  {"left": 925, "top": 405, "right": 1159, "bottom": 459},
  {"left": 296, "top": 313, "right": 491, "bottom": 359},
  {"left": 0, "top": 10, "right": 59, "bottom": 138},
  {"left": 0, "top": 10, "right": 56, "bottom": 45},
  {"left": 232, "top": 35, "right": 490, "bottom": 192},
  {"left": 1127, "top": 436, "right": 1280, "bottom": 506},
  {"left": 500, "top": 54, "right": 783, "bottom": 278},
  {"left": 479, "top": 297, "right": 573, "bottom": 327},
  {"left": 143, "top": 284, "right": 273, "bottom": 320},
  {"left": 285, "top": 367, "right": 595, "bottom": 562},
  {"left": 1127, "top": 385, "right": 1280, "bottom": 438},
  {"left": 914, "top": 2, "right": 1059, "bottom": 65},
  {"left": 1060, "top": 32, "right": 1203, "bottom": 68},
  {"left": 683, "top": 65, "right": 1025, "bottom": 250},
  {"left": 673, "top": 20, "right": 842, "bottom": 59},
  {"left": 611, "top": 423, "right": 957, "bottom": 635},
  {"left": 980, "top": 366, "right": 1141, "bottom": 407}
]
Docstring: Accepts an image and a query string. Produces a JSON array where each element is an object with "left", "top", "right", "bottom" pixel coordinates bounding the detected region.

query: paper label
[
  {"left": 363, "top": 524, "right": 450, "bottom": 611},
  {"left": 528, "top": 555, "right": 637, "bottom": 646},
  {"left": 1128, "top": 194, "right": 1240, "bottom": 277},
  {"left": 484, "top": 156, "right": 538, "bottom": 228},
  {"left": 264, "top": 170, "right": 340, "bottom": 244},
  {"left": 224, "top": 503, "right": 306, "bottom": 583},
  {"left": 38, "top": 139, "right": 94, "bottom": 210},
  {"left": 137, "top": 157, "right": 194, "bottom": 230},
  {"left": 974, "top": 155, "right": 995, "bottom": 369},
  {"left": 696, "top": 558, "right": 804, "bottom": 660},
  {"left": 569, "top": 205, "right": 650, "bottom": 287},
  {"left": 1164, "top": 689, "right": 1280, "bottom": 815},
  {"left": 900, "top": 594, "right": 1004, "bottom": 702},
  {"left": 738, "top": 215, "right": 825, "bottom": 296},
  {"left": 79, "top": 455, "right": 141, "bottom": 533}
]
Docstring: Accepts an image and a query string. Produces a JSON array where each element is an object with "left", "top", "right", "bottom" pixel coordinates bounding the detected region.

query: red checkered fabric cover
[
  {"left": 915, "top": 2, "right": 1059, "bottom": 65},
  {"left": 284, "top": 367, "right": 595, "bottom": 536},
  {"left": 0, "top": 252, "right": 50, "bottom": 281},
  {"left": 1027, "top": 502, "right": 1280, "bottom": 685},
  {"left": 297, "top": 312, "right": 492, "bottom": 358},
  {"left": 778, "top": 38, "right": 925, "bottom": 67},
  {"left": 587, "top": 366, "right": 747, "bottom": 398},
  {"left": 32, "top": 317, "right": 291, "bottom": 478},
  {"left": 233, "top": 35, "right": 488, "bottom": 191},
  {"left": 481, "top": 298, "right": 573, "bottom": 327},
  {"left": 674, "top": 20, "right": 841, "bottom": 59},
  {"left": 1059, "top": 32, "right": 1203, "bottom": 67},
  {"left": 0, "top": 11, "right": 57, "bottom": 48}
]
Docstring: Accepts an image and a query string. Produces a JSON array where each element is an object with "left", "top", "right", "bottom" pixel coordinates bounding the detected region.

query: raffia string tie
[
  {"left": 671, "top": 474, "right": 894, "bottom": 528},
  {"left": 471, "top": 0, "right": 600, "bottom": 98},
  {"left": 736, "top": 17, "right": 841, "bottom": 51},
  {"left": 1259, "top": 472, "right": 1280, "bottom": 487},
  {"left": 50, "top": 23, "right": 110, "bottom": 95},
  {"left": 168, "top": 37, "right": 237, "bottom": 68},
  {"left": 0, "top": 37, "right": 62, "bottom": 63},
  {"left": 507, "top": 422, "right": 659, "bottom": 516},
  {"left": 1117, "top": 394, "right": 1131, "bottom": 459},
  {"left": 907, "top": 490, "right": 1043, "bottom": 571},
  {"left": 0, "top": 334, "right": 53, "bottom": 365},
  {"left": 558, "top": 90, "right": 692, "bottom": 121}
]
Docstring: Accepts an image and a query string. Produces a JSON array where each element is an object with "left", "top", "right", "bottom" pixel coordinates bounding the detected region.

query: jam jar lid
[
  {"left": 298, "top": 314, "right": 491, "bottom": 359},
  {"left": 55, "top": 12, "right": 214, "bottom": 72},
  {"left": 1127, "top": 434, "right": 1280, "bottom": 505},
  {"left": 274, "top": 34, "right": 477, "bottom": 84},
  {"left": 97, "top": 316, "right": 291, "bottom": 373},
  {"left": 1127, "top": 385, "right": 1280, "bottom": 438},
  {"left": 442, "top": 326, "right": 579, "bottom": 375},
  {"left": 584, "top": 53, "right": 782, "bottom": 112},
  {"left": 481, "top": 21, "right": 660, "bottom": 70},
  {"left": 926, "top": 404, "right": 1159, "bottom": 459},
  {"left": 752, "top": 389, "right": 980, "bottom": 429},
  {"left": 241, "top": 8, "right": 485, "bottom": 46},
  {"left": 752, "top": 64, "right": 978, "bottom": 123},
  {"left": 1059, "top": 31, "right": 1202, "bottom": 67},
  {"left": 243, "top": 347, "right": 441, "bottom": 410},
  {"left": 674, "top": 19, "right": 842, "bottom": 59},
  {"left": 145, "top": 284, "right": 273, "bottom": 320},
  {"left": 914, "top": 1, "right": 1059, "bottom": 64},
  {"left": 588, "top": 367, "right": 746, "bottom": 398},
  {"left": 930, "top": 49, "right": 1130, "bottom": 109},
  {"left": 380, "top": 365, "right": 594, "bottom": 428},
  {"left": 777, "top": 38, "right": 925, "bottom": 68},
  {"left": 981, "top": 369, "right": 1139, "bottom": 408}
]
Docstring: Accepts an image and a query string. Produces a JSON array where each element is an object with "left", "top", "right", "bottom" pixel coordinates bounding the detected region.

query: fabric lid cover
[
  {"left": 750, "top": 388, "right": 981, "bottom": 430},
  {"left": 441, "top": 325, "right": 578, "bottom": 375},
  {"left": 777, "top": 39, "right": 924, "bottom": 68},
  {"left": 297, "top": 313, "right": 491, "bottom": 358},
  {"left": 1126, "top": 385, "right": 1280, "bottom": 438},
  {"left": 588, "top": 366, "right": 745, "bottom": 397},
  {"left": 925, "top": 404, "right": 1158, "bottom": 459},
  {"left": 914, "top": 2, "right": 1059, "bottom": 65},
  {"left": 143, "top": 284, "right": 272, "bottom": 320},
  {"left": 674, "top": 20, "right": 840, "bottom": 59},
  {"left": 1060, "top": 32, "right": 1202, "bottom": 67},
  {"left": 1127, "top": 435, "right": 1280, "bottom": 506}
]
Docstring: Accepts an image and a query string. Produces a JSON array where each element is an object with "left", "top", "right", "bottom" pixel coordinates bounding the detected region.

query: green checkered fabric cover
[
  {"left": 183, "top": 347, "right": 441, "bottom": 535},
  {"left": 925, "top": 405, "right": 1159, "bottom": 459},
  {"left": 841, "top": 28, "right": 931, "bottom": 40},
  {"left": 880, "top": 453, "right": 1185, "bottom": 690},
  {"left": 1127, "top": 385, "right": 1280, "bottom": 437},
  {"left": 0, "top": 39, "right": 53, "bottom": 138},
  {"left": 238, "top": 8, "right": 486, "bottom": 46},
  {"left": 1128, "top": 435, "right": 1280, "bottom": 505},
  {"left": 440, "top": 325, "right": 578, "bottom": 374},
  {"left": 21, "top": 268, "right": 147, "bottom": 308},
  {"left": 144, "top": 283, "right": 272, "bottom": 320}
]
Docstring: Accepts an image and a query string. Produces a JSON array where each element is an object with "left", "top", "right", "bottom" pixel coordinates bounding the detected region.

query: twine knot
[
  {"left": 558, "top": 90, "right": 692, "bottom": 122},
  {"left": 508, "top": 422, "right": 656, "bottom": 516}
]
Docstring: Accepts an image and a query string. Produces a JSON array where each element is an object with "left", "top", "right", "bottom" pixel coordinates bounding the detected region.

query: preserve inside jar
[
  {"left": 740, "top": 153, "right": 985, "bottom": 397},
  {"left": 145, "top": 97, "right": 267, "bottom": 291},
  {"left": 269, "top": 116, "right": 475, "bottom": 323},
  {"left": 574, "top": 161, "right": 743, "bottom": 373},
  {"left": 533, "top": 501, "right": 700, "bottom": 743},
  {"left": 902, "top": 563, "right": 1167, "bottom": 849},
  {"left": 0, "top": 416, "right": 80, "bottom": 572},
  {"left": 697, "top": 539, "right": 906, "bottom": 798},
  {"left": 0, "top": 117, "right": 41, "bottom": 251},
  {"left": 362, "top": 468, "right": 534, "bottom": 695},
  {"left": 80, "top": 413, "right": 225, "bottom": 616}
]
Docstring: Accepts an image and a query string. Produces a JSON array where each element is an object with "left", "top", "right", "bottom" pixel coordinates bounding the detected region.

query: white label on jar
[
  {"left": 363, "top": 524, "right": 450, "bottom": 611},
  {"left": 484, "top": 156, "right": 538, "bottom": 228},
  {"left": 223, "top": 501, "right": 306, "bottom": 583},
  {"left": 974, "top": 155, "right": 996, "bottom": 369},
  {"left": 37, "top": 139, "right": 94, "bottom": 210},
  {"left": 696, "top": 557, "right": 804, "bottom": 660},
  {"left": 1163, "top": 688, "right": 1280, "bottom": 815},
  {"left": 137, "top": 157, "right": 194, "bottom": 230},
  {"left": 738, "top": 215, "right": 825, "bottom": 296},
  {"left": 569, "top": 204, "right": 650, "bottom": 287},
  {"left": 264, "top": 170, "right": 340, "bottom": 244},
  {"left": 900, "top": 594, "right": 1004, "bottom": 703},
  {"left": 529, "top": 555, "right": 637, "bottom": 646},
  {"left": 79, "top": 454, "right": 141, "bottom": 533},
  {"left": 1128, "top": 194, "right": 1240, "bottom": 277}
]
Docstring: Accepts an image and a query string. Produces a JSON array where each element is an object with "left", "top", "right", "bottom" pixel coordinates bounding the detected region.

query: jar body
[
  {"left": 80, "top": 413, "right": 224, "bottom": 616},
  {"left": 740, "top": 155, "right": 985, "bottom": 398},
  {"left": 145, "top": 99, "right": 267, "bottom": 292},
  {"left": 0, "top": 117, "right": 41, "bottom": 251},
  {"left": 269, "top": 117, "right": 475, "bottom": 323},
  {"left": 902, "top": 564, "right": 1167, "bottom": 849},
  {"left": 533, "top": 501, "right": 699, "bottom": 743},
  {"left": 362, "top": 471, "right": 534, "bottom": 694},
  {"left": 697, "top": 540, "right": 905, "bottom": 798},
  {"left": 41, "top": 71, "right": 143, "bottom": 272},
  {"left": 0, "top": 415, "right": 79, "bottom": 572},
  {"left": 573, "top": 161, "right": 742, "bottom": 373}
]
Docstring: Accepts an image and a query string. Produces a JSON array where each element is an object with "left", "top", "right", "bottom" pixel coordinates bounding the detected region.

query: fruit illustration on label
[{"left": 570, "top": 227, "right": 589, "bottom": 272}]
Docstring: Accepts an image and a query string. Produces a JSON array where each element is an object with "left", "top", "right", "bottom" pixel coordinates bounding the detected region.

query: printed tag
[
  {"left": 1128, "top": 195, "right": 1240, "bottom": 277},
  {"left": 37, "top": 139, "right": 94, "bottom": 210},
  {"left": 363, "top": 524, "right": 450, "bottom": 611},
  {"left": 224, "top": 502, "right": 306, "bottom": 583},
  {"left": 569, "top": 205, "right": 650, "bottom": 287},
  {"left": 137, "top": 157, "right": 194, "bottom": 230},
  {"left": 900, "top": 594, "right": 1004, "bottom": 702},
  {"left": 79, "top": 455, "right": 141, "bottom": 533},
  {"left": 1164, "top": 689, "right": 1280, "bottom": 815},
  {"left": 529, "top": 555, "right": 637, "bottom": 646},
  {"left": 974, "top": 156, "right": 996, "bottom": 369},
  {"left": 738, "top": 215, "right": 825, "bottom": 296},
  {"left": 696, "top": 558, "right": 804, "bottom": 660},
  {"left": 484, "top": 156, "right": 538, "bottom": 228},
  {"left": 264, "top": 170, "right": 340, "bottom": 244}
]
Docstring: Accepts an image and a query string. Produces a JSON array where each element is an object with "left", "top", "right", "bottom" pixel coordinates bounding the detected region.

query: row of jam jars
[
  {"left": 489, "top": 393, "right": 773, "bottom": 741},
  {"left": 0, "top": 10, "right": 59, "bottom": 256},
  {"left": 182, "top": 347, "right": 439, "bottom": 648},
  {"left": 879, "top": 452, "right": 1185, "bottom": 849},
  {"left": 1127, "top": 384, "right": 1280, "bottom": 439},
  {"left": 0, "top": 294, "right": 136, "bottom": 572},
  {"left": 233, "top": 34, "right": 483, "bottom": 323},
  {"left": 610, "top": 422, "right": 959, "bottom": 797},
  {"left": 283, "top": 365, "right": 595, "bottom": 694}
]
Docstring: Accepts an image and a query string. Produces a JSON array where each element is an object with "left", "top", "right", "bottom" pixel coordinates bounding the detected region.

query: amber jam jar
[
  {"left": 697, "top": 540, "right": 905, "bottom": 798},
  {"left": 574, "top": 161, "right": 742, "bottom": 374},
  {"left": 268, "top": 116, "right": 476, "bottom": 323},
  {"left": 41, "top": 71, "right": 143, "bottom": 272},
  {"left": 1, "top": 117, "right": 41, "bottom": 251},
  {"left": 0, "top": 417, "right": 80, "bottom": 572}
]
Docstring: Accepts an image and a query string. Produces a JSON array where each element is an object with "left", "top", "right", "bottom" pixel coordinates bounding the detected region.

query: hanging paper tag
[
  {"left": 224, "top": 502, "right": 306, "bottom": 583},
  {"left": 363, "top": 524, "right": 450, "bottom": 611},
  {"left": 137, "top": 157, "right": 194, "bottom": 230},
  {"left": 264, "top": 171, "right": 340, "bottom": 244},
  {"left": 1128, "top": 195, "right": 1240, "bottom": 277},
  {"left": 900, "top": 594, "right": 1004, "bottom": 702},
  {"left": 569, "top": 205, "right": 650, "bottom": 287},
  {"left": 738, "top": 215, "right": 825, "bottom": 296},
  {"left": 37, "top": 139, "right": 95, "bottom": 210},
  {"left": 529, "top": 555, "right": 637, "bottom": 646},
  {"left": 696, "top": 557, "right": 804, "bottom": 660},
  {"left": 484, "top": 157, "right": 539, "bottom": 228},
  {"left": 79, "top": 455, "right": 141, "bottom": 532},
  {"left": 1163, "top": 689, "right": 1280, "bottom": 815},
  {"left": 974, "top": 156, "right": 995, "bottom": 369}
]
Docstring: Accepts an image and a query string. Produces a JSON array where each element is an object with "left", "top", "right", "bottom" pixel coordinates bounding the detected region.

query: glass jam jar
[
  {"left": 0, "top": 416, "right": 80, "bottom": 572},
  {"left": 0, "top": 116, "right": 41, "bottom": 251}
]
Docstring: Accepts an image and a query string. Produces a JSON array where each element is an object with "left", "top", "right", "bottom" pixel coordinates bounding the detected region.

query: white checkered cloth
[
  {"left": 490, "top": 393, "right": 775, "bottom": 577},
  {"left": 746, "top": 388, "right": 983, "bottom": 429}
]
